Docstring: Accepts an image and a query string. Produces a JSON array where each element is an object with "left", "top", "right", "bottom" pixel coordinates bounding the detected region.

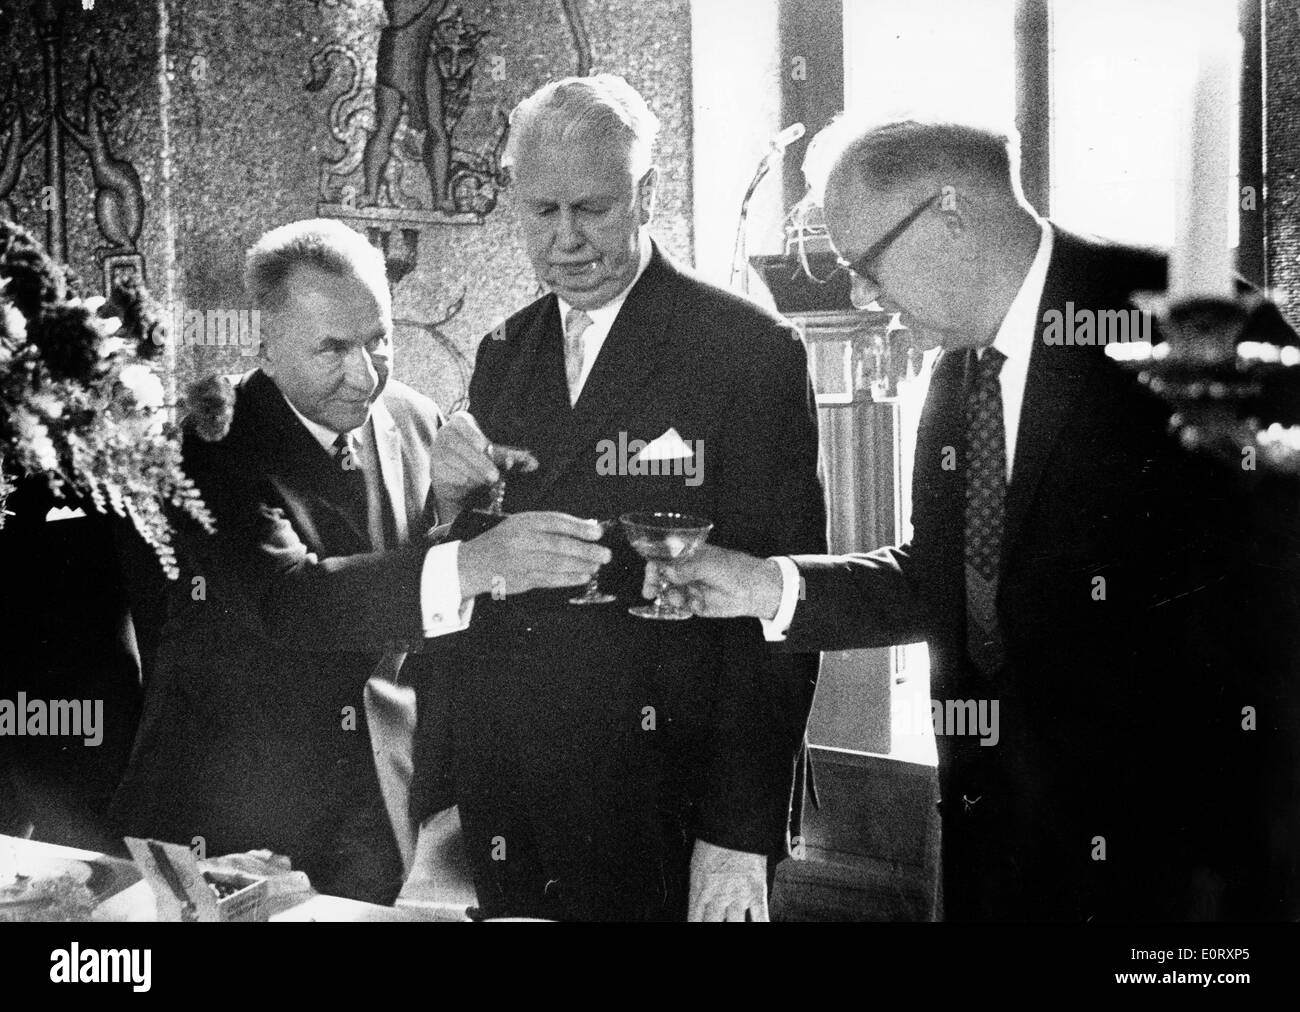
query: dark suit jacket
[
  {"left": 781, "top": 227, "right": 1291, "bottom": 920},
  {"left": 110, "top": 369, "right": 442, "bottom": 901},
  {"left": 410, "top": 243, "right": 827, "bottom": 918},
  {"left": 0, "top": 479, "right": 166, "bottom": 847}
]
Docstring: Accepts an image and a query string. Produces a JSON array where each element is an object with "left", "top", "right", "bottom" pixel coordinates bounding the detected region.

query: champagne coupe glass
[
  {"left": 569, "top": 518, "right": 619, "bottom": 605},
  {"left": 620, "top": 511, "right": 714, "bottom": 620}
]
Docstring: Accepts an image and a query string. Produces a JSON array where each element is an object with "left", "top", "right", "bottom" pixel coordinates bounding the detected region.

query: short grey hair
[
  {"left": 803, "top": 115, "right": 1023, "bottom": 205},
  {"left": 244, "top": 218, "right": 390, "bottom": 314},
  {"left": 503, "top": 74, "right": 660, "bottom": 177}
]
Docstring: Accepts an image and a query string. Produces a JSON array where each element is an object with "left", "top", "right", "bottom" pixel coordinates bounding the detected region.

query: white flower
[
  {"left": 2, "top": 301, "right": 27, "bottom": 344},
  {"left": 98, "top": 335, "right": 126, "bottom": 359},
  {"left": 27, "top": 392, "right": 65, "bottom": 420},
  {"left": 67, "top": 295, "right": 121, "bottom": 340},
  {"left": 118, "top": 363, "right": 167, "bottom": 438},
  {"left": 13, "top": 408, "right": 58, "bottom": 472},
  {"left": 119, "top": 363, "right": 166, "bottom": 411},
  {"left": 91, "top": 316, "right": 123, "bottom": 341}
]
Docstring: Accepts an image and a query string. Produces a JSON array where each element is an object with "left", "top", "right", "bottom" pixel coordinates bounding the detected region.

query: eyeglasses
[{"left": 798, "top": 195, "right": 937, "bottom": 288}]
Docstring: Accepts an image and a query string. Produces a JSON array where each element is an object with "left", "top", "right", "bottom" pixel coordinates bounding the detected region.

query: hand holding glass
[
  {"left": 569, "top": 518, "right": 619, "bottom": 605},
  {"left": 621, "top": 511, "right": 714, "bottom": 620},
  {"left": 478, "top": 442, "right": 539, "bottom": 516}
]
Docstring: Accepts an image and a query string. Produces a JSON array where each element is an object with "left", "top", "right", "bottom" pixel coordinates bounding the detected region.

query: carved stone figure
[
  {"left": 61, "top": 56, "right": 143, "bottom": 252},
  {"left": 362, "top": 0, "right": 455, "bottom": 211},
  {"left": 0, "top": 79, "right": 26, "bottom": 222}
]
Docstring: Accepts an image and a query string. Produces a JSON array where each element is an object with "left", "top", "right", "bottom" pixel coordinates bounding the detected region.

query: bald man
[{"left": 649, "top": 116, "right": 1290, "bottom": 921}]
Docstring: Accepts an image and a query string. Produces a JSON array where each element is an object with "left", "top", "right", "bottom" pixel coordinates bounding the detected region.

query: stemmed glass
[
  {"left": 569, "top": 518, "right": 619, "bottom": 605},
  {"left": 478, "top": 442, "right": 538, "bottom": 517},
  {"left": 620, "top": 511, "right": 714, "bottom": 620}
]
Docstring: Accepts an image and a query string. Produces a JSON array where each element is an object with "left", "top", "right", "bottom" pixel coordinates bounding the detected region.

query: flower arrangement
[{"left": 0, "top": 219, "right": 214, "bottom": 578}]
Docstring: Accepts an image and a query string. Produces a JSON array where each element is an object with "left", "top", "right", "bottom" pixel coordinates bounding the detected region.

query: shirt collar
[
  {"left": 556, "top": 230, "right": 654, "bottom": 329},
  {"left": 988, "top": 220, "right": 1053, "bottom": 362},
  {"left": 274, "top": 379, "right": 367, "bottom": 453}
]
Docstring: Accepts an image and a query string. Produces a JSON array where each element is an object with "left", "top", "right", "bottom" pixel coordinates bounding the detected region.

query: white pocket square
[{"left": 634, "top": 427, "right": 693, "bottom": 461}]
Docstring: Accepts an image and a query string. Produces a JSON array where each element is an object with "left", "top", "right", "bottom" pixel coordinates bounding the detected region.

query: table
[{"left": 0, "top": 834, "right": 471, "bottom": 922}]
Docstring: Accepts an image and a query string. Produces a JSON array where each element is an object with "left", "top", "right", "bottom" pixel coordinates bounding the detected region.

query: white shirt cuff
[
  {"left": 759, "top": 556, "right": 801, "bottom": 642},
  {"left": 420, "top": 540, "right": 474, "bottom": 638}
]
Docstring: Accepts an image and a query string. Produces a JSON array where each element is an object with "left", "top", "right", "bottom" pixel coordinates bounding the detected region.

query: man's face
[
  {"left": 824, "top": 167, "right": 973, "bottom": 346},
  {"left": 261, "top": 265, "right": 393, "bottom": 433},
  {"left": 513, "top": 135, "right": 654, "bottom": 310}
]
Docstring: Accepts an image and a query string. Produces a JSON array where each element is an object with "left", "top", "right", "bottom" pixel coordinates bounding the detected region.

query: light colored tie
[{"left": 564, "top": 307, "right": 593, "bottom": 403}]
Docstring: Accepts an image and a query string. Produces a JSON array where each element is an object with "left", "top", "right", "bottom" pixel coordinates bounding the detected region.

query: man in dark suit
[
  {"left": 649, "top": 117, "right": 1290, "bottom": 920},
  {"left": 111, "top": 219, "right": 607, "bottom": 904},
  {"left": 408, "top": 75, "right": 827, "bottom": 921}
]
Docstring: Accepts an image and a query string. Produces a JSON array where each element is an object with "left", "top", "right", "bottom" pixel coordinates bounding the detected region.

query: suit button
[{"left": 430, "top": 613, "right": 443, "bottom": 624}]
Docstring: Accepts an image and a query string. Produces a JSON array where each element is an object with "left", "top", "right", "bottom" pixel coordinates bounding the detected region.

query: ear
[
  {"left": 938, "top": 184, "right": 965, "bottom": 237},
  {"left": 256, "top": 314, "right": 278, "bottom": 373},
  {"left": 637, "top": 166, "right": 659, "bottom": 224}
]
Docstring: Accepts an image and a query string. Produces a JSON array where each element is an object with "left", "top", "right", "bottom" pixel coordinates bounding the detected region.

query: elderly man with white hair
[{"left": 410, "top": 74, "right": 827, "bottom": 921}]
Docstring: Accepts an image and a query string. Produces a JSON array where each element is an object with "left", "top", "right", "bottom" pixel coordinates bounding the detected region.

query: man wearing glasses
[{"left": 646, "top": 116, "right": 1286, "bottom": 920}]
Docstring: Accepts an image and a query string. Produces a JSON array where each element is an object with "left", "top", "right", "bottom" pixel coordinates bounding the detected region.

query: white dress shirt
[
  {"left": 279, "top": 390, "right": 470, "bottom": 638},
  {"left": 396, "top": 230, "right": 653, "bottom": 628},
  {"left": 761, "top": 220, "right": 1055, "bottom": 641},
  {"left": 555, "top": 230, "right": 654, "bottom": 404}
]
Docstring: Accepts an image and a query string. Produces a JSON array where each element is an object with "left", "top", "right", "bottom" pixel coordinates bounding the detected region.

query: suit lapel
[
  {"left": 1001, "top": 238, "right": 1098, "bottom": 564},
  {"left": 242, "top": 369, "right": 335, "bottom": 482},
  {"left": 240, "top": 369, "right": 371, "bottom": 553},
  {"left": 530, "top": 245, "right": 678, "bottom": 501},
  {"left": 914, "top": 347, "right": 969, "bottom": 622},
  {"left": 919, "top": 347, "right": 970, "bottom": 469},
  {"left": 484, "top": 298, "right": 572, "bottom": 473},
  {"left": 369, "top": 395, "right": 409, "bottom": 546}
]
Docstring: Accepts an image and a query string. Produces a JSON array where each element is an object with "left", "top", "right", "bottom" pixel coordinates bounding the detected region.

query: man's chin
[
  {"left": 551, "top": 281, "right": 613, "bottom": 309},
  {"left": 891, "top": 314, "right": 943, "bottom": 351},
  {"left": 548, "top": 270, "right": 635, "bottom": 309},
  {"left": 327, "top": 402, "right": 373, "bottom": 432}
]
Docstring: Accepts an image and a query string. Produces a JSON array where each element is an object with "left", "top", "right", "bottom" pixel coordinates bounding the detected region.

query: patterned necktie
[
  {"left": 333, "top": 431, "right": 367, "bottom": 495},
  {"left": 332, "top": 432, "right": 357, "bottom": 471},
  {"left": 964, "top": 346, "right": 1007, "bottom": 676},
  {"left": 564, "top": 307, "right": 593, "bottom": 403}
]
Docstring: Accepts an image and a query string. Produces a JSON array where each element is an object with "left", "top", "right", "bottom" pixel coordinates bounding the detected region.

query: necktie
[
  {"left": 333, "top": 432, "right": 359, "bottom": 472},
  {"left": 332, "top": 428, "right": 396, "bottom": 549},
  {"left": 564, "top": 307, "right": 593, "bottom": 403},
  {"left": 964, "top": 346, "right": 1007, "bottom": 676},
  {"left": 333, "top": 431, "right": 367, "bottom": 505}
]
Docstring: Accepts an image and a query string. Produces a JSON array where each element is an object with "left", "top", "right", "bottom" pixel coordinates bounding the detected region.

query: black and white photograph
[{"left": 0, "top": 0, "right": 1297, "bottom": 988}]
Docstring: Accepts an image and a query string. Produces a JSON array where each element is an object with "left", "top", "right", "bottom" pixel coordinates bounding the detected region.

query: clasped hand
[
  {"left": 641, "top": 544, "right": 784, "bottom": 621},
  {"left": 431, "top": 411, "right": 609, "bottom": 599}
]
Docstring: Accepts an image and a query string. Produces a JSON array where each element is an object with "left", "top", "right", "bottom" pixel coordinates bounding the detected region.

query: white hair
[
  {"left": 503, "top": 74, "right": 660, "bottom": 177},
  {"left": 244, "top": 218, "right": 389, "bottom": 314}
]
